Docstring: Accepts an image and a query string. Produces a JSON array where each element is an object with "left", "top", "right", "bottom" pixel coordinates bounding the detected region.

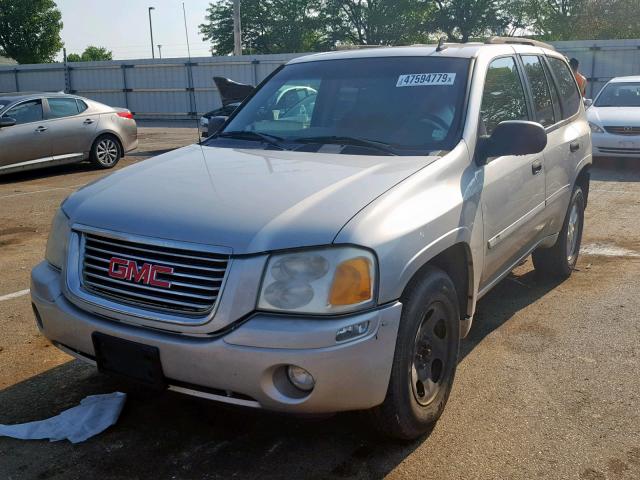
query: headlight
[
  {"left": 589, "top": 122, "right": 604, "bottom": 133},
  {"left": 45, "top": 208, "right": 71, "bottom": 269},
  {"left": 258, "top": 247, "right": 377, "bottom": 314},
  {"left": 200, "top": 117, "right": 209, "bottom": 127}
]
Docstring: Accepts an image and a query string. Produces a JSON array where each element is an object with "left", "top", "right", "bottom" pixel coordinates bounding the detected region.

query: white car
[{"left": 587, "top": 76, "right": 640, "bottom": 157}]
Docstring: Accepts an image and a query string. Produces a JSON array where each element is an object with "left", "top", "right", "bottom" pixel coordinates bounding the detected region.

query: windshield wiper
[
  {"left": 291, "top": 136, "right": 397, "bottom": 155},
  {"left": 217, "top": 130, "right": 286, "bottom": 149}
]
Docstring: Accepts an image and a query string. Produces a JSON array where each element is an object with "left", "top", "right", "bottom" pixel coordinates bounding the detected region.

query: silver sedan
[{"left": 0, "top": 92, "right": 137, "bottom": 175}]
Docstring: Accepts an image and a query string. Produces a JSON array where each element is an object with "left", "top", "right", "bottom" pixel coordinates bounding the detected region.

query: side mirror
[
  {"left": 0, "top": 117, "right": 16, "bottom": 128},
  {"left": 583, "top": 98, "right": 593, "bottom": 108},
  {"left": 478, "top": 120, "right": 547, "bottom": 164},
  {"left": 208, "top": 116, "right": 228, "bottom": 135}
]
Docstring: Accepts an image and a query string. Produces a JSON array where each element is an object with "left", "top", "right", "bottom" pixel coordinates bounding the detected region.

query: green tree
[
  {"left": 200, "top": 0, "right": 333, "bottom": 55},
  {"left": 430, "top": 0, "right": 513, "bottom": 42},
  {"left": 67, "top": 46, "right": 113, "bottom": 62},
  {"left": 0, "top": 0, "right": 63, "bottom": 64},
  {"left": 327, "top": 0, "right": 432, "bottom": 46}
]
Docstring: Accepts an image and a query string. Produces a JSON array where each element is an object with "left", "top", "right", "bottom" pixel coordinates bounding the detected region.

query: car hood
[
  {"left": 64, "top": 145, "right": 439, "bottom": 254},
  {"left": 587, "top": 106, "right": 640, "bottom": 126}
]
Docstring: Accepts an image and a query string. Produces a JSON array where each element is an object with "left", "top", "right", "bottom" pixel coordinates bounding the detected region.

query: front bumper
[
  {"left": 592, "top": 132, "right": 640, "bottom": 157},
  {"left": 31, "top": 261, "right": 402, "bottom": 413}
]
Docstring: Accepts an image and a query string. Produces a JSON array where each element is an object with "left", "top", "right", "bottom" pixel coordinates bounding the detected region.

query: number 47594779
[{"left": 396, "top": 72, "right": 456, "bottom": 87}]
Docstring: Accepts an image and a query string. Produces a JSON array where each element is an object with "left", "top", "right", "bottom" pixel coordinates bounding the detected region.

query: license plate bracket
[{"left": 92, "top": 332, "right": 166, "bottom": 390}]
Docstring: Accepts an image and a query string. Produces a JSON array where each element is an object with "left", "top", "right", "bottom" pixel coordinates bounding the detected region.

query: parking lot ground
[{"left": 1, "top": 131, "right": 639, "bottom": 480}]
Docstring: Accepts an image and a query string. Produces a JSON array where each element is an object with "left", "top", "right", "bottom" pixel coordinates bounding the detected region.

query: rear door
[
  {"left": 45, "top": 97, "right": 98, "bottom": 160},
  {"left": 539, "top": 56, "right": 589, "bottom": 235},
  {"left": 479, "top": 56, "right": 547, "bottom": 288},
  {"left": 0, "top": 99, "right": 51, "bottom": 168}
]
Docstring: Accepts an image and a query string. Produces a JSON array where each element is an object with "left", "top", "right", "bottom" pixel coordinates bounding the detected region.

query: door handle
[
  {"left": 83, "top": 119, "right": 95, "bottom": 125},
  {"left": 532, "top": 160, "right": 543, "bottom": 175},
  {"left": 34, "top": 126, "right": 47, "bottom": 133},
  {"left": 570, "top": 141, "right": 580, "bottom": 152}
]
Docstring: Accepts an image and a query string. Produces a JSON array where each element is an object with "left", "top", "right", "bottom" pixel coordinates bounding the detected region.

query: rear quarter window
[{"left": 547, "top": 57, "right": 581, "bottom": 120}]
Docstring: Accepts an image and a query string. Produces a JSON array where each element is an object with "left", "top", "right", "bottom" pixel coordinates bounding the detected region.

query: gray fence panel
[
  {"left": 1, "top": 43, "right": 638, "bottom": 118},
  {"left": 552, "top": 39, "right": 640, "bottom": 98}
]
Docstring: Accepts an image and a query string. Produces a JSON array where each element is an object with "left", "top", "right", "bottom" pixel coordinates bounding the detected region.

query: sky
[{"left": 56, "top": 0, "right": 216, "bottom": 61}]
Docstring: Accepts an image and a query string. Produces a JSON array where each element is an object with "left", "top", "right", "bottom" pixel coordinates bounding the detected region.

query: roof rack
[{"left": 485, "top": 36, "right": 555, "bottom": 51}]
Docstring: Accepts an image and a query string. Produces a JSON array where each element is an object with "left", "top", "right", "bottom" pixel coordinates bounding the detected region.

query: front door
[
  {"left": 479, "top": 56, "right": 546, "bottom": 288},
  {"left": 0, "top": 99, "right": 51, "bottom": 169}
]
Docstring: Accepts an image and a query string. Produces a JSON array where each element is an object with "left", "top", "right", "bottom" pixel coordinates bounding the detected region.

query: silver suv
[{"left": 31, "top": 39, "right": 591, "bottom": 439}]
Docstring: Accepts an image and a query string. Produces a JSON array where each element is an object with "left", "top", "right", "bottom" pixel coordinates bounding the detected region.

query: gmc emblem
[{"left": 108, "top": 257, "right": 174, "bottom": 288}]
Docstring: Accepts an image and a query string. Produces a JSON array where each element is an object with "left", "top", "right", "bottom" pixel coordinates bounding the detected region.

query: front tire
[
  {"left": 90, "top": 135, "right": 122, "bottom": 169},
  {"left": 369, "top": 266, "right": 460, "bottom": 440},
  {"left": 532, "top": 186, "right": 585, "bottom": 278}
]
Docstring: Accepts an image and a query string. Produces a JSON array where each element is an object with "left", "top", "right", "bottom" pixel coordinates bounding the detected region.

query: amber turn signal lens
[{"left": 328, "top": 257, "right": 372, "bottom": 306}]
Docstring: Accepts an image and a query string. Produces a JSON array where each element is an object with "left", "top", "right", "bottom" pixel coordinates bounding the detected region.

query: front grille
[
  {"left": 604, "top": 126, "right": 640, "bottom": 136},
  {"left": 81, "top": 232, "right": 229, "bottom": 315},
  {"left": 598, "top": 146, "right": 640, "bottom": 154}
]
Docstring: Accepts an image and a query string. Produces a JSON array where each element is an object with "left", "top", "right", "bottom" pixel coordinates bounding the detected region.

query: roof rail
[
  {"left": 335, "top": 44, "right": 387, "bottom": 51},
  {"left": 485, "top": 36, "right": 555, "bottom": 51}
]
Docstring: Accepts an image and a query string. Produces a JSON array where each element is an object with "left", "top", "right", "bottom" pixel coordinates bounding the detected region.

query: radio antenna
[{"left": 182, "top": 2, "right": 200, "bottom": 144}]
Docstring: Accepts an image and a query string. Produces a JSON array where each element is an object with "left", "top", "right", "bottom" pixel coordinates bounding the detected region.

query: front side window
[
  {"left": 211, "top": 57, "right": 470, "bottom": 155},
  {"left": 595, "top": 82, "right": 640, "bottom": 107},
  {"left": 4, "top": 100, "right": 43, "bottom": 125},
  {"left": 48, "top": 98, "right": 80, "bottom": 118},
  {"left": 522, "top": 55, "right": 555, "bottom": 127},
  {"left": 547, "top": 57, "right": 581, "bottom": 119},
  {"left": 480, "top": 57, "right": 528, "bottom": 136}
]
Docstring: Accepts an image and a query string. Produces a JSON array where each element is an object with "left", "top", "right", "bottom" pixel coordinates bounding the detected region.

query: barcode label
[{"left": 396, "top": 73, "right": 456, "bottom": 87}]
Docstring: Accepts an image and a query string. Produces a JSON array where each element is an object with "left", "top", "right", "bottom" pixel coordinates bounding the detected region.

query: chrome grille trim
[
  {"left": 79, "top": 231, "right": 230, "bottom": 316},
  {"left": 604, "top": 126, "right": 640, "bottom": 136}
]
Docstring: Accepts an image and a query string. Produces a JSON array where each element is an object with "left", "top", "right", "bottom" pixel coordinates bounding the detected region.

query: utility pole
[
  {"left": 233, "top": 0, "right": 241, "bottom": 56},
  {"left": 148, "top": 6, "right": 156, "bottom": 59},
  {"left": 157, "top": 44, "right": 162, "bottom": 59}
]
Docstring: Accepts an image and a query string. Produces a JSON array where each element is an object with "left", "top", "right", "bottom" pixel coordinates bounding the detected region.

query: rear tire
[
  {"left": 368, "top": 266, "right": 460, "bottom": 440},
  {"left": 90, "top": 134, "right": 122, "bottom": 169},
  {"left": 532, "top": 186, "right": 585, "bottom": 278}
]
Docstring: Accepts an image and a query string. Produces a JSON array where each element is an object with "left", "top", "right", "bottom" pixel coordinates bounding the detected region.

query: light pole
[
  {"left": 148, "top": 6, "right": 156, "bottom": 59},
  {"left": 157, "top": 44, "right": 162, "bottom": 59},
  {"left": 233, "top": 0, "right": 241, "bottom": 56}
]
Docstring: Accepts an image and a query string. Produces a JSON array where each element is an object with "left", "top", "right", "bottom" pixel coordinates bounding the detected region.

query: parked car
[
  {"left": 32, "top": 38, "right": 591, "bottom": 440},
  {"left": 199, "top": 77, "right": 254, "bottom": 138},
  {"left": 200, "top": 76, "right": 317, "bottom": 138},
  {"left": 0, "top": 92, "right": 137, "bottom": 175},
  {"left": 586, "top": 76, "right": 640, "bottom": 157}
]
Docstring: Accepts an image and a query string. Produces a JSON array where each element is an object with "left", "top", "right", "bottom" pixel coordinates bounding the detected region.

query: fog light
[
  {"left": 335, "top": 320, "right": 369, "bottom": 342},
  {"left": 286, "top": 365, "right": 315, "bottom": 392}
]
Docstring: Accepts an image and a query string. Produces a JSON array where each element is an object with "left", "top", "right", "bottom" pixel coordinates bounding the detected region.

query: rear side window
[
  {"left": 480, "top": 57, "right": 529, "bottom": 135},
  {"left": 48, "top": 98, "right": 80, "bottom": 118},
  {"left": 522, "top": 56, "right": 555, "bottom": 127},
  {"left": 4, "top": 100, "right": 43, "bottom": 125},
  {"left": 547, "top": 57, "right": 581, "bottom": 119},
  {"left": 76, "top": 99, "right": 89, "bottom": 113}
]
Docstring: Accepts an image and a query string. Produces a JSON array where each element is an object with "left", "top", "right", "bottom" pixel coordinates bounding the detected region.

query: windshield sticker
[{"left": 396, "top": 73, "right": 456, "bottom": 87}]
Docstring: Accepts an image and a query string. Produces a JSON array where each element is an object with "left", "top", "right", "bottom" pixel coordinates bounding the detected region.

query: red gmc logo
[{"left": 108, "top": 257, "right": 174, "bottom": 288}]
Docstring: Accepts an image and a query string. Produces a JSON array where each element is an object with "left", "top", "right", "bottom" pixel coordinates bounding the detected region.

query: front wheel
[
  {"left": 90, "top": 135, "right": 122, "bottom": 169},
  {"left": 368, "top": 266, "right": 460, "bottom": 440},
  {"left": 532, "top": 186, "right": 585, "bottom": 278}
]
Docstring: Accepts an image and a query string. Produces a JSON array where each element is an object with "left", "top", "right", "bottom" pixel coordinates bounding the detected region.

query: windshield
[
  {"left": 595, "top": 82, "right": 640, "bottom": 107},
  {"left": 208, "top": 56, "right": 470, "bottom": 155}
]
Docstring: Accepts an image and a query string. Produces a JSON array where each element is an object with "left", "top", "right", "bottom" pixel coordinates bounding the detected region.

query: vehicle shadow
[
  {"left": 460, "top": 266, "right": 565, "bottom": 362},
  {"left": 592, "top": 157, "right": 640, "bottom": 182},
  {"left": 0, "top": 267, "right": 564, "bottom": 479},
  {"left": 0, "top": 162, "right": 98, "bottom": 185},
  {"left": 0, "top": 359, "right": 422, "bottom": 479}
]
